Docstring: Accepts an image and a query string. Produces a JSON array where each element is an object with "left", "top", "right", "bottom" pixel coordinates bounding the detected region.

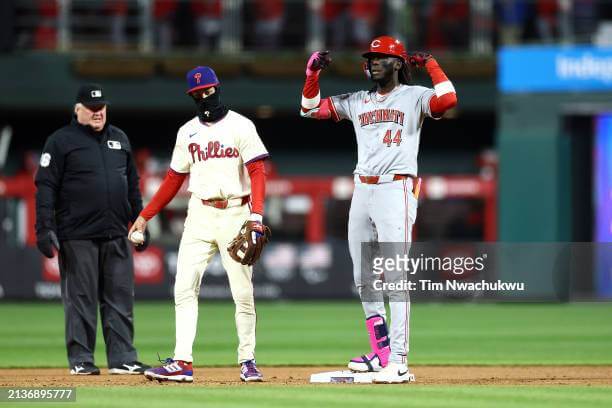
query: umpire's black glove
[
  {"left": 36, "top": 229, "right": 60, "bottom": 258},
  {"left": 134, "top": 229, "right": 150, "bottom": 252}
]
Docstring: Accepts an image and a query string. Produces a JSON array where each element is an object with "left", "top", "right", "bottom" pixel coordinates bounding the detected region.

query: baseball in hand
[{"left": 130, "top": 230, "right": 145, "bottom": 244}]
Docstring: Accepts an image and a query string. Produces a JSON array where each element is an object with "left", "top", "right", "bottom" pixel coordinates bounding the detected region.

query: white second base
[
  {"left": 310, "top": 370, "right": 376, "bottom": 383},
  {"left": 310, "top": 370, "right": 417, "bottom": 384}
]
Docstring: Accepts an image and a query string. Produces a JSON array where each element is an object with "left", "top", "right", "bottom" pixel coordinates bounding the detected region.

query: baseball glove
[{"left": 227, "top": 221, "right": 271, "bottom": 266}]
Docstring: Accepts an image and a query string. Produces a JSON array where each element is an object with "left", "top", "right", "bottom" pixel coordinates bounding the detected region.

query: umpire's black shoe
[
  {"left": 109, "top": 361, "right": 151, "bottom": 375},
  {"left": 70, "top": 362, "right": 100, "bottom": 375}
]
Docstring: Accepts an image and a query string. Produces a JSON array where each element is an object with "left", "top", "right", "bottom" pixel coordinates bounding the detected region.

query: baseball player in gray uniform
[{"left": 300, "top": 36, "right": 457, "bottom": 383}]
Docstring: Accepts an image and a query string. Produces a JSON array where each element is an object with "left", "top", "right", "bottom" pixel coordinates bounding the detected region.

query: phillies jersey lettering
[
  {"left": 170, "top": 110, "right": 268, "bottom": 200},
  {"left": 188, "top": 141, "right": 240, "bottom": 162},
  {"left": 330, "top": 85, "right": 436, "bottom": 176}
]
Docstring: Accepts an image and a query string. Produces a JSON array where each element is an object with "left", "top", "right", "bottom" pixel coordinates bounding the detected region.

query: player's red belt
[
  {"left": 201, "top": 196, "right": 249, "bottom": 209},
  {"left": 357, "top": 174, "right": 421, "bottom": 198},
  {"left": 358, "top": 174, "right": 415, "bottom": 184}
]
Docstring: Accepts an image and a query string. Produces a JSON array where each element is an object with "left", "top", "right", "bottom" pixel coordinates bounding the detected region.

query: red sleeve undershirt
[
  {"left": 425, "top": 58, "right": 458, "bottom": 116},
  {"left": 245, "top": 159, "right": 266, "bottom": 215},
  {"left": 302, "top": 71, "right": 320, "bottom": 101},
  {"left": 140, "top": 168, "right": 187, "bottom": 220},
  {"left": 300, "top": 71, "right": 333, "bottom": 120}
]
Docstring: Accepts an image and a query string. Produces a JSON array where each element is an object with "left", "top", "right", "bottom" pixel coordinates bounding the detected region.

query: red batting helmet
[{"left": 362, "top": 36, "right": 408, "bottom": 63}]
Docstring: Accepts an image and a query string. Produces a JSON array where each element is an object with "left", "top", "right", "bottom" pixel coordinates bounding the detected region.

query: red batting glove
[
  {"left": 408, "top": 51, "right": 433, "bottom": 68},
  {"left": 306, "top": 51, "right": 332, "bottom": 76}
]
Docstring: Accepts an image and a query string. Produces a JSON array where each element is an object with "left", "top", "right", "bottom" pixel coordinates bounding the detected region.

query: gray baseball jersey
[{"left": 329, "top": 85, "right": 435, "bottom": 176}]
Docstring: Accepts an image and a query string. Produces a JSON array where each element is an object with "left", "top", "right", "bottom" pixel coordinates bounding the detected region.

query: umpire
[{"left": 35, "top": 84, "right": 150, "bottom": 375}]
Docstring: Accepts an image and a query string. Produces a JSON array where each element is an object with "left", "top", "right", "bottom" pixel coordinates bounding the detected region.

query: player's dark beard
[{"left": 194, "top": 88, "right": 228, "bottom": 123}]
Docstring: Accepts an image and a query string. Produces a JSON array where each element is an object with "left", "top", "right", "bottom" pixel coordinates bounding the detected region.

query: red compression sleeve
[
  {"left": 425, "top": 58, "right": 458, "bottom": 116},
  {"left": 140, "top": 169, "right": 187, "bottom": 220},
  {"left": 246, "top": 159, "right": 266, "bottom": 215},
  {"left": 430, "top": 93, "right": 457, "bottom": 115},
  {"left": 302, "top": 72, "right": 320, "bottom": 101},
  {"left": 300, "top": 71, "right": 332, "bottom": 119},
  {"left": 301, "top": 70, "right": 320, "bottom": 114}
]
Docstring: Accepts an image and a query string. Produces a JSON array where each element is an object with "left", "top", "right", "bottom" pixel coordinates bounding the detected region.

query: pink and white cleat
[
  {"left": 373, "top": 362, "right": 416, "bottom": 384},
  {"left": 348, "top": 315, "right": 391, "bottom": 372},
  {"left": 349, "top": 351, "right": 387, "bottom": 372}
]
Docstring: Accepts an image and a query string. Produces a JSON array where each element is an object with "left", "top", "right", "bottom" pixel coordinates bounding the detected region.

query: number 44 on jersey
[{"left": 383, "top": 129, "right": 402, "bottom": 147}]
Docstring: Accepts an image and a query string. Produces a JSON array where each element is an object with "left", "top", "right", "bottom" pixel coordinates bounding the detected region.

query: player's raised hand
[
  {"left": 306, "top": 51, "right": 332, "bottom": 76},
  {"left": 408, "top": 52, "right": 432, "bottom": 68}
]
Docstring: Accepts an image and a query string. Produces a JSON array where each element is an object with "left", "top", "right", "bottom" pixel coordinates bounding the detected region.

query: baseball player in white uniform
[
  {"left": 130, "top": 66, "right": 270, "bottom": 383},
  {"left": 300, "top": 36, "right": 457, "bottom": 383}
]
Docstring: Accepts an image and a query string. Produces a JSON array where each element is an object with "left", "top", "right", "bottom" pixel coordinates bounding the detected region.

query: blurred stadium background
[{"left": 1, "top": 0, "right": 612, "bottom": 303}]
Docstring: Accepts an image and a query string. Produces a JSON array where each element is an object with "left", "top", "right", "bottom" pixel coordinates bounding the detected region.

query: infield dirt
[{"left": 1, "top": 366, "right": 611, "bottom": 387}]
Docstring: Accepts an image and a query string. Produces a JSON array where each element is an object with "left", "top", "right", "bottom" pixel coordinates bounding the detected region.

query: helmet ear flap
[{"left": 363, "top": 61, "right": 372, "bottom": 79}]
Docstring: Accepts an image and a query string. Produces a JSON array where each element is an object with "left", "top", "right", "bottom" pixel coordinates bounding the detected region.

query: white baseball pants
[
  {"left": 173, "top": 195, "right": 256, "bottom": 363},
  {"left": 348, "top": 178, "right": 418, "bottom": 365}
]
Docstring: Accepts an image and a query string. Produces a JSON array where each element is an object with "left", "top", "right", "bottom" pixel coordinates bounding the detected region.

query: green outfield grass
[
  {"left": 2, "top": 301, "right": 611, "bottom": 408},
  {"left": 1, "top": 301, "right": 611, "bottom": 367}
]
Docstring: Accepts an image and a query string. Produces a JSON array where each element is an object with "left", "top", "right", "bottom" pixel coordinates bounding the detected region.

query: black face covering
[{"left": 193, "top": 87, "right": 229, "bottom": 123}]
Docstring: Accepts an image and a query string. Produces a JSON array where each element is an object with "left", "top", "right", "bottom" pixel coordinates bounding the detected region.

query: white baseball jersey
[
  {"left": 330, "top": 85, "right": 435, "bottom": 176},
  {"left": 170, "top": 110, "right": 269, "bottom": 200}
]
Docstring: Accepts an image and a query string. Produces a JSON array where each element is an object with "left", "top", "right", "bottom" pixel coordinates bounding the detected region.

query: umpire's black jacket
[{"left": 35, "top": 117, "right": 143, "bottom": 241}]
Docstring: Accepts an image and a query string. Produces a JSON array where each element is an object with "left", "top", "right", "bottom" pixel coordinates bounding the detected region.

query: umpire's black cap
[{"left": 76, "top": 83, "right": 110, "bottom": 107}]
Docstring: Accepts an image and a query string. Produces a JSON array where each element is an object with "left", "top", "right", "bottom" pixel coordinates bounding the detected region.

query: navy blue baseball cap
[
  {"left": 186, "top": 66, "right": 219, "bottom": 94},
  {"left": 76, "top": 83, "right": 109, "bottom": 107}
]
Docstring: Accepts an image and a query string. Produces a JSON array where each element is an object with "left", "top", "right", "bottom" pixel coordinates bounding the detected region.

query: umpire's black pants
[{"left": 58, "top": 237, "right": 138, "bottom": 367}]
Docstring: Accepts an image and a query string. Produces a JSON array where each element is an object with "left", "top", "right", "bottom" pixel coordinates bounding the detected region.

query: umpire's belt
[
  {"left": 201, "top": 196, "right": 249, "bottom": 209},
  {"left": 356, "top": 174, "right": 415, "bottom": 184}
]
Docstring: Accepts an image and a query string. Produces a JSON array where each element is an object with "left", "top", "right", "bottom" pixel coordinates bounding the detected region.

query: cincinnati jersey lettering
[
  {"left": 358, "top": 109, "right": 405, "bottom": 127},
  {"left": 330, "top": 85, "right": 436, "bottom": 176}
]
